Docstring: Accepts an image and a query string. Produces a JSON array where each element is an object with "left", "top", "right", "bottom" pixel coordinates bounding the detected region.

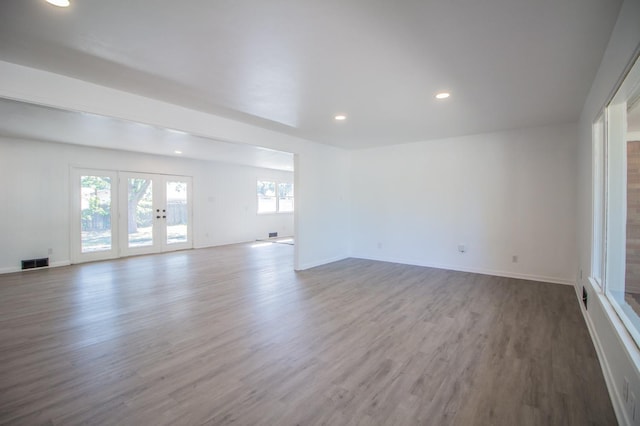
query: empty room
[{"left": 1, "top": 0, "right": 639, "bottom": 425}]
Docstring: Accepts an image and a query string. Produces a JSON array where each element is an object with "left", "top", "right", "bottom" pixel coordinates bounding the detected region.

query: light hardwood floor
[{"left": 0, "top": 243, "right": 615, "bottom": 425}]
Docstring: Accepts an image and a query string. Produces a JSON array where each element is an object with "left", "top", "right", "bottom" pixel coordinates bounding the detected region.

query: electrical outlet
[
  {"left": 377, "top": 242, "right": 382, "bottom": 249},
  {"left": 458, "top": 244, "right": 466, "bottom": 253},
  {"left": 47, "top": 248, "right": 53, "bottom": 255},
  {"left": 512, "top": 255, "right": 518, "bottom": 263}
]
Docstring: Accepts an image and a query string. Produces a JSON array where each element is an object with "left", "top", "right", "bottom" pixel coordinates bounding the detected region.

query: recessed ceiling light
[
  {"left": 334, "top": 114, "right": 347, "bottom": 121},
  {"left": 45, "top": 0, "right": 70, "bottom": 7},
  {"left": 435, "top": 92, "right": 451, "bottom": 100},
  {"left": 174, "top": 150, "right": 182, "bottom": 154}
]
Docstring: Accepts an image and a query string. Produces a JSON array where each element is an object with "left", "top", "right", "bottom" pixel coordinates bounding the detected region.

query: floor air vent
[{"left": 21, "top": 258, "right": 49, "bottom": 270}]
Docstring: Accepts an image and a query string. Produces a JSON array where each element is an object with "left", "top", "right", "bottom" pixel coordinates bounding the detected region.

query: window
[
  {"left": 257, "top": 180, "right": 277, "bottom": 213},
  {"left": 80, "top": 174, "right": 114, "bottom": 253},
  {"left": 257, "top": 180, "right": 294, "bottom": 213},
  {"left": 278, "top": 182, "right": 294, "bottom": 212},
  {"left": 597, "top": 54, "right": 640, "bottom": 347},
  {"left": 592, "top": 113, "right": 606, "bottom": 288}
]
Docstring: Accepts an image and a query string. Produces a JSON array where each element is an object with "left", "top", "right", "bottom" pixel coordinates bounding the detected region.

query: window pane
[
  {"left": 278, "top": 182, "right": 294, "bottom": 212},
  {"left": 128, "top": 178, "right": 153, "bottom": 247},
  {"left": 605, "top": 54, "right": 640, "bottom": 347},
  {"left": 257, "top": 180, "right": 276, "bottom": 213},
  {"left": 167, "top": 180, "right": 188, "bottom": 244},
  {"left": 625, "top": 95, "right": 640, "bottom": 316},
  {"left": 80, "top": 176, "right": 112, "bottom": 253},
  {"left": 592, "top": 114, "right": 605, "bottom": 287}
]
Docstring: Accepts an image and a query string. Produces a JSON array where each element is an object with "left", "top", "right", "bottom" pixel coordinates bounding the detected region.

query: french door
[
  {"left": 72, "top": 168, "right": 119, "bottom": 262},
  {"left": 119, "top": 173, "right": 192, "bottom": 256},
  {"left": 72, "top": 169, "right": 192, "bottom": 263}
]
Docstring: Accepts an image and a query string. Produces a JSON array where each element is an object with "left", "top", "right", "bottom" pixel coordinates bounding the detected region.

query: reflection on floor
[{"left": 255, "top": 236, "right": 295, "bottom": 245}]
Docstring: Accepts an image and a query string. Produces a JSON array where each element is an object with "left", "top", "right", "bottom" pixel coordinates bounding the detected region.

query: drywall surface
[
  {"left": 575, "top": 0, "right": 640, "bottom": 424},
  {"left": 350, "top": 123, "right": 578, "bottom": 285},
  {"left": 294, "top": 146, "right": 351, "bottom": 270},
  {"left": 0, "top": 61, "right": 351, "bottom": 270},
  {"left": 0, "top": 137, "right": 293, "bottom": 272}
]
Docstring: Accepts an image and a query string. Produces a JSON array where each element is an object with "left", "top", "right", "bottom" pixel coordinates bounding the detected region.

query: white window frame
[
  {"left": 257, "top": 179, "right": 294, "bottom": 214},
  {"left": 592, "top": 112, "right": 606, "bottom": 289},
  {"left": 70, "top": 168, "right": 119, "bottom": 263},
  {"left": 596, "top": 53, "right": 640, "bottom": 350},
  {"left": 257, "top": 180, "right": 277, "bottom": 214},
  {"left": 277, "top": 182, "right": 294, "bottom": 213}
]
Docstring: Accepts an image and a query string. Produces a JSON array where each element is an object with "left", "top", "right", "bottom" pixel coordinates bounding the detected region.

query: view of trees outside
[
  {"left": 278, "top": 182, "right": 294, "bottom": 212},
  {"left": 127, "top": 179, "right": 189, "bottom": 246},
  {"left": 257, "top": 180, "right": 277, "bottom": 213},
  {"left": 80, "top": 176, "right": 188, "bottom": 252},
  {"left": 81, "top": 175, "right": 112, "bottom": 252},
  {"left": 257, "top": 180, "right": 294, "bottom": 213},
  {"left": 128, "top": 178, "right": 154, "bottom": 247},
  {"left": 166, "top": 181, "right": 188, "bottom": 244}
]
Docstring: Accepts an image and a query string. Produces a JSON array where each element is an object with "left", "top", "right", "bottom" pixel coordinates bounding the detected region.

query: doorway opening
[{"left": 71, "top": 169, "right": 193, "bottom": 263}]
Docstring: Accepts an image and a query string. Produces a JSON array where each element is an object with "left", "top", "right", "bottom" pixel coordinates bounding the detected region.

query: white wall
[
  {"left": 576, "top": 0, "right": 640, "bottom": 425},
  {"left": 0, "top": 61, "right": 351, "bottom": 271},
  {"left": 295, "top": 146, "right": 351, "bottom": 269},
  {"left": 350, "top": 123, "right": 578, "bottom": 284},
  {"left": 0, "top": 136, "right": 294, "bottom": 273}
]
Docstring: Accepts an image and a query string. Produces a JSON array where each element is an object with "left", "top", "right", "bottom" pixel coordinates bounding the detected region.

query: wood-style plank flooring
[{"left": 0, "top": 243, "right": 615, "bottom": 425}]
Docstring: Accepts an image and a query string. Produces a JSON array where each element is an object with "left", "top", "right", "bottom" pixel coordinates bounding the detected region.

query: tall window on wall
[
  {"left": 596, "top": 54, "right": 640, "bottom": 347},
  {"left": 257, "top": 180, "right": 294, "bottom": 214},
  {"left": 592, "top": 112, "right": 606, "bottom": 288}
]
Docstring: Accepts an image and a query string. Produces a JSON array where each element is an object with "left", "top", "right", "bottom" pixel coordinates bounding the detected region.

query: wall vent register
[{"left": 21, "top": 257, "right": 49, "bottom": 270}]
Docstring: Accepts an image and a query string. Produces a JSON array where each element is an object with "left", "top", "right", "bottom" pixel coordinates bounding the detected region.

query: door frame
[
  {"left": 70, "top": 168, "right": 120, "bottom": 263},
  {"left": 119, "top": 171, "right": 159, "bottom": 257},
  {"left": 160, "top": 175, "right": 193, "bottom": 252},
  {"left": 71, "top": 168, "right": 193, "bottom": 263},
  {"left": 119, "top": 172, "right": 193, "bottom": 257}
]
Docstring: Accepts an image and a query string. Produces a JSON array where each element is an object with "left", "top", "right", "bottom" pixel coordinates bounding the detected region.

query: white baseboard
[
  {"left": 193, "top": 239, "right": 251, "bottom": 249},
  {"left": 194, "top": 237, "right": 296, "bottom": 250},
  {"left": 577, "top": 280, "right": 630, "bottom": 426},
  {"left": 0, "top": 260, "right": 71, "bottom": 275},
  {"left": 295, "top": 255, "right": 349, "bottom": 271},
  {"left": 350, "top": 253, "right": 573, "bottom": 286}
]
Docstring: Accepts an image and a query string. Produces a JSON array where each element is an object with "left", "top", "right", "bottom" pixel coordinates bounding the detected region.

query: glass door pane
[
  {"left": 127, "top": 178, "right": 153, "bottom": 248},
  {"left": 74, "top": 171, "right": 192, "bottom": 262},
  {"left": 80, "top": 175, "right": 113, "bottom": 253},
  {"left": 166, "top": 180, "right": 188, "bottom": 245}
]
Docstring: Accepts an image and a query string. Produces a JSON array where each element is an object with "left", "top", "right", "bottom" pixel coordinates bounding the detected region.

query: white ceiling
[
  {"left": 0, "top": 0, "right": 623, "bottom": 149},
  {"left": 0, "top": 98, "right": 294, "bottom": 171}
]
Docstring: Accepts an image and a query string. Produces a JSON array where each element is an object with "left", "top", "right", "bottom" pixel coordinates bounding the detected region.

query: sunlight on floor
[
  {"left": 251, "top": 238, "right": 295, "bottom": 248},
  {"left": 251, "top": 242, "right": 273, "bottom": 248}
]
